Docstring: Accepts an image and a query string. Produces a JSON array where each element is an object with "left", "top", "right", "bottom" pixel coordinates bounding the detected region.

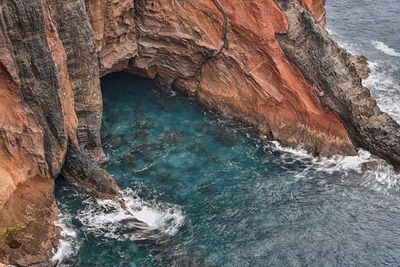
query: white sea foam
[
  {"left": 77, "top": 188, "right": 184, "bottom": 241},
  {"left": 51, "top": 213, "right": 80, "bottom": 267},
  {"left": 363, "top": 60, "right": 400, "bottom": 123},
  {"left": 372, "top": 40, "right": 400, "bottom": 57},
  {"left": 266, "top": 141, "right": 400, "bottom": 193}
]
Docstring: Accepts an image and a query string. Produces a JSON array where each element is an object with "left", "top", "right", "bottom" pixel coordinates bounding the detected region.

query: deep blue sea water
[
  {"left": 53, "top": 2, "right": 400, "bottom": 266},
  {"left": 325, "top": 0, "right": 400, "bottom": 123}
]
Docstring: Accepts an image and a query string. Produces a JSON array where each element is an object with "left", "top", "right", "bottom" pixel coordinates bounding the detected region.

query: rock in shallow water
[
  {"left": 214, "top": 129, "right": 239, "bottom": 147},
  {"left": 121, "top": 154, "right": 137, "bottom": 167},
  {"left": 162, "top": 130, "right": 186, "bottom": 144},
  {"left": 134, "top": 117, "right": 159, "bottom": 129},
  {"left": 104, "top": 134, "right": 125, "bottom": 150},
  {"left": 131, "top": 143, "right": 164, "bottom": 155},
  {"left": 189, "top": 142, "right": 208, "bottom": 155},
  {"left": 134, "top": 130, "right": 152, "bottom": 141}
]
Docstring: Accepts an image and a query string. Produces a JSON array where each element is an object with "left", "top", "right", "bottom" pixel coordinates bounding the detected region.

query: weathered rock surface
[
  {"left": 0, "top": 0, "right": 399, "bottom": 264},
  {"left": 297, "top": 0, "right": 326, "bottom": 27},
  {"left": 48, "top": 0, "right": 105, "bottom": 162},
  {"left": 275, "top": 0, "right": 400, "bottom": 169},
  {"left": 0, "top": 0, "right": 115, "bottom": 264},
  {"left": 87, "top": 0, "right": 355, "bottom": 156}
]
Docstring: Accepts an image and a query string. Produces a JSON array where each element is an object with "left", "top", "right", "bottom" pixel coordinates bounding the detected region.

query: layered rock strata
[
  {"left": 0, "top": 0, "right": 117, "bottom": 265},
  {"left": 0, "top": 0, "right": 399, "bottom": 265},
  {"left": 86, "top": 0, "right": 355, "bottom": 156}
]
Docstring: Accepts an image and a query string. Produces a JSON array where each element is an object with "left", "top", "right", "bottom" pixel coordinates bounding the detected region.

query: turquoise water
[{"left": 54, "top": 72, "right": 400, "bottom": 266}]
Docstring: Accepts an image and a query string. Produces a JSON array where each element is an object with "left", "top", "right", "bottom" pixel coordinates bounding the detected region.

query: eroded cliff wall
[
  {"left": 0, "top": 0, "right": 116, "bottom": 265},
  {"left": 0, "top": 0, "right": 72, "bottom": 264},
  {"left": 0, "top": 0, "right": 399, "bottom": 265},
  {"left": 85, "top": 0, "right": 355, "bottom": 156}
]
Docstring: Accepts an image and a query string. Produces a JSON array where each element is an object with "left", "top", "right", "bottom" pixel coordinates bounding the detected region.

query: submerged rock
[
  {"left": 134, "top": 130, "right": 152, "bottom": 141},
  {"left": 121, "top": 154, "right": 137, "bottom": 167},
  {"left": 214, "top": 129, "right": 239, "bottom": 147},
  {"left": 104, "top": 134, "right": 125, "bottom": 150},
  {"left": 157, "top": 172, "right": 173, "bottom": 182},
  {"left": 155, "top": 98, "right": 177, "bottom": 112},
  {"left": 199, "top": 124, "right": 217, "bottom": 135},
  {"left": 162, "top": 130, "right": 186, "bottom": 144},
  {"left": 134, "top": 117, "right": 159, "bottom": 129},
  {"left": 189, "top": 142, "right": 208, "bottom": 155},
  {"left": 131, "top": 143, "right": 164, "bottom": 155}
]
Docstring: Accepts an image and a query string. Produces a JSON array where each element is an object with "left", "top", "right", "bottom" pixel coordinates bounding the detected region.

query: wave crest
[{"left": 372, "top": 41, "right": 400, "bottom": 57}]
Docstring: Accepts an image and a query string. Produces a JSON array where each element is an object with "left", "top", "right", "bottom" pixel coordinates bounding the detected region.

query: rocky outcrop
[
  {"left": 48, "top": 0, "right": 104, "bottom": 161},
  {"left": 0, "top": 0, "right": 73, "bottom": 264},
  {"left": 0, "top": 0, "right": 117, "bottom": 265},
  {"left": 0, "top": 0, "right": 399, "bottom": 265},
  {"left": 275, "top": 0, "right": 400, "bottom": 169}
]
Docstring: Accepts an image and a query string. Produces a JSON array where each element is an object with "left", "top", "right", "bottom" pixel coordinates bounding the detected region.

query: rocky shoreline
[{"left": 0, "top": 0, "right": 399, "bottom": 265}]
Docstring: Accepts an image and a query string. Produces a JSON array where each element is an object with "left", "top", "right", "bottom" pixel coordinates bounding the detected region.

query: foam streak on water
[
  {"left": 372, "top": 41, "right": 400, "bottom": 57},
  {"left": 267, "top": 141, "right": 400, "bottom": 193}
]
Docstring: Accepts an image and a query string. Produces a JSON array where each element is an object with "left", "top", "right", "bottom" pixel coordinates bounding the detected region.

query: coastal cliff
[{"left": 0, "top": 0, "right": 399, "bottom": 265}]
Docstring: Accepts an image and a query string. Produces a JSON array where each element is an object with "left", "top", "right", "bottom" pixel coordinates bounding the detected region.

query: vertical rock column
[
  {"left": 0, "top": 0, "right": 75, "bottom": 264},
  {"left": 48, "top": 0, "right": 105, "bottom": 161}
]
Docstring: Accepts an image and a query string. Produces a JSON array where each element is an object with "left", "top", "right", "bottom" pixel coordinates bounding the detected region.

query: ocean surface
[
  {"left": 325, "top": 0, "right": 400, "bottom": 123},
  {"left": 54, "top": 2, "right": 400, "bottom": 266}
]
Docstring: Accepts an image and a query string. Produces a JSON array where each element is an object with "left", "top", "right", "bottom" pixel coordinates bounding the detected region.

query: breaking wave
[
  {"left": 372, "top": 40, "right": 400, "bottom": 57},
  {"left": 52, "top": 185, "right": 184, "bottom": 265},
  {"left": 363, "top": 61, "right": 400, "bottom": 123},
  {"left": 265, "top": 141, "right": 400, "bottom": 194},
  {"left": 77, "top": 188, "right": 184, "bottom": 241},
  {"left": 51, "top": 213, "right": 80, "bottom": 267}
]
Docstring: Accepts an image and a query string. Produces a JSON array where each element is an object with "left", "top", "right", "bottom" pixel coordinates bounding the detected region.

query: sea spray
[
  {"left": 77, "top": 188, "right": 184, "bottom": 241},
  {"left": 52, "top": 213, "right": 80, "bottom": 266}
]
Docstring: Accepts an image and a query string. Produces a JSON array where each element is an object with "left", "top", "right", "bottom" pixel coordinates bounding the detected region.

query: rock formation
[
  {"left": 275, "top": 0, "right": 400, "bottom": 170},
  {"left": 0, "top": 0, "right": 399, "bottom": 265},
  {"left": 297, "top": 0, "right": 327, "bottom": 27},
  {"left": 0, "top": 0, "right": 116, "bottom": 265}
]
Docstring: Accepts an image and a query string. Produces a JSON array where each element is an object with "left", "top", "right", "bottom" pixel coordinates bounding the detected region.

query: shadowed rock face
[
  {"left": 0, "top": 0, "right": 111, "bottom": 265},
  {"left": 0, "top": 0, "right": 399, "bottom": 264}
]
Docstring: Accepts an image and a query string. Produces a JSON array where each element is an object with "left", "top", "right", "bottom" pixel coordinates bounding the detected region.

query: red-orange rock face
[
  {"left": 86, "top": 0, "right": 354, "bottom": 155},
  {"left": 1, "top": 0, "right": 399, "bottom": 264},
  {"left": 0, "top": 40, "right": 58, "bottom": 266},
  {"left": 297, "top": 0, "right": 327, "bottom": 27},
  {"left": 0, "top": 0, "right": 80, "bottom": 264}
]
